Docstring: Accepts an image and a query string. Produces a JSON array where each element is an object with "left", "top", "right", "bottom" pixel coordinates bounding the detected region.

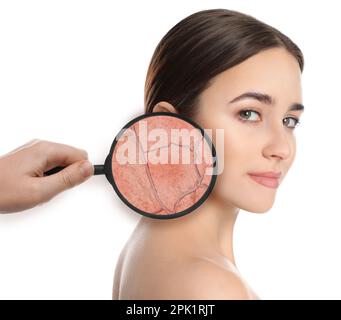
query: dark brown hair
[{"left": 144, "top": 9, "right": 304, "bottom": 118}]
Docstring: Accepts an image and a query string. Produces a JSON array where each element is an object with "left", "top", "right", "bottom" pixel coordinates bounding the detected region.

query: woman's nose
[{"left": 262, "top": 125, "right": 292, "bottom": 161}]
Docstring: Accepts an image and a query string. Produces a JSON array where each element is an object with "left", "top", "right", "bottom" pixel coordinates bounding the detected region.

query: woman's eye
[
  {"left": 238, "top": 110, "right": 260, "bottom": 122},
  {"left": 238, "top": 110, "right": 301, "bottom": 130},
  {"left": 283, "top": 117, "right": 300, "bottom": 129}
]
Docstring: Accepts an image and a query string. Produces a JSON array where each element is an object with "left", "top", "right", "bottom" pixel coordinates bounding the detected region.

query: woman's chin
[{"left": 239, "top": 197, "right": 275, "bottom": 214}]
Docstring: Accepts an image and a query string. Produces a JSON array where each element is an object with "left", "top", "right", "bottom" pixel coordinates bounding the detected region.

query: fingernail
[
  {"left": 81, "top": 149, "right": 89, "bottom": 159},
  {"left": 79, "top": 160, "right": 93, "bottom": 178}
]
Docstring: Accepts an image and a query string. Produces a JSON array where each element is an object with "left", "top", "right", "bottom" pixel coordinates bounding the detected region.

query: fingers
[
  {"left": 36, "top": 159, "right": 94, "bottom": 203},
  {"left": 33, "top": 140, "right": 93, "bottom": 201},
  {"left": 0, "top": 139, "right": 94, "bottom": 213},
  {"left": 37, "top": 140, "right": 89, "bottom": 173}
]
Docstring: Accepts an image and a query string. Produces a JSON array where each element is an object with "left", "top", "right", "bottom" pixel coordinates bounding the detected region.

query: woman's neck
[{"left": 138, "top": 193, "right": 240, "bottom": 266}]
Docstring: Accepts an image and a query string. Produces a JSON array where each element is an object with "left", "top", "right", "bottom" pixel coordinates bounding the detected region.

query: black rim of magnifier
[{"left": 103, "top": 112, "right": 218, "bottom": 220}]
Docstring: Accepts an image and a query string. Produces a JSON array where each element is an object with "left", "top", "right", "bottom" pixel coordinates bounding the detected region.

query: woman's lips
[{"left": 248, "top": 173, "right": 280, "bottom": 189}]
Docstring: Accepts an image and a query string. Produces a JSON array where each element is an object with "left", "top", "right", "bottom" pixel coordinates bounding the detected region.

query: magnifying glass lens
[{"left": 108, "top": 113, "right": 217, "bottom": 219}]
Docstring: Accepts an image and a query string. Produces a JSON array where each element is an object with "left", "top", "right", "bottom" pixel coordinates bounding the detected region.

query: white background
[{"left": 0, "top": 0, "right": 339, "bottom": 299}]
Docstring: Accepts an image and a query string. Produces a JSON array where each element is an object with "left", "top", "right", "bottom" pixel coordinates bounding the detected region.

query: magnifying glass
[{"left": 45, "top": 112, "right": 218, "bottom": 219}]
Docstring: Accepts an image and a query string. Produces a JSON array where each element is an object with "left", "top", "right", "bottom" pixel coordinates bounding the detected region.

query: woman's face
[{"left": 194, "top": 47, "right": 304, "bottom": 213}]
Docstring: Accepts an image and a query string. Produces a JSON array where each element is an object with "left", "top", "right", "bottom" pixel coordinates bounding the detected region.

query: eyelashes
[{"left": 238, "top": 109, "right": 301, "bottom": 130}]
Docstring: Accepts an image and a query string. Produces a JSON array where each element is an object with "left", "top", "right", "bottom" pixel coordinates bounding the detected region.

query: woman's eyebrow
[{"left": 229, "top": 91, "right": 304, "bottom": 111}]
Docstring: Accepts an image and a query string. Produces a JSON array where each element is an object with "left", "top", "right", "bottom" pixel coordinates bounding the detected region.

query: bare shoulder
[
  {"left": 112, "top": 244, "right": 127, "bottom": 300},
  {"left": 169, "top": 256, "right": 255, "bottom": 300}
]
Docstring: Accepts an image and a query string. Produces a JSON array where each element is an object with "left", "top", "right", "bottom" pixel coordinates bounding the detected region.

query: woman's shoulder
[
  {"left": 166, "top": 256, "right": 256, "bottom": 300},
  {"left": 113, "top": 219, "right": 258, "bottom": 299},
  {"left": 112, "top": 244, "right": 127, "bottom": 300}
]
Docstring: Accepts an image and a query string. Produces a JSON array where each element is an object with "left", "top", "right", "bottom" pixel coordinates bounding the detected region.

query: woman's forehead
[{"left": 203, "top": 48, "right": 302, "bottom": 102}]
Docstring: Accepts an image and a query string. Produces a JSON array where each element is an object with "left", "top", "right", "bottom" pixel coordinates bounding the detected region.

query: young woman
[{"left": 113, "top": 8, "right": 304, "bottom": 299}]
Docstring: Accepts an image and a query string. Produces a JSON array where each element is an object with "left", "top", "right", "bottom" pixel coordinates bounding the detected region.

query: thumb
[{"left": 38, "top": 160, "right": 94, "bottom": 202}]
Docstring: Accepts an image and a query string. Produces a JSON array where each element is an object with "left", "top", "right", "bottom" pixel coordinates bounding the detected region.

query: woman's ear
[{"left": 152, "top": 101, "right": 178, "bottom": 114}]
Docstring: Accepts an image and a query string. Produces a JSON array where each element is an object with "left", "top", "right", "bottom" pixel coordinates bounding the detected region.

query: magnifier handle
[{"left": 43, "top": 164, "right": 105, "bottom": 176}]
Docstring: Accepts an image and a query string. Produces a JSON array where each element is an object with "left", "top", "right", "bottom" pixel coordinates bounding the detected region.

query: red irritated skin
[{"left": 111, "top": 115, "right": 214, "bottom": 216}]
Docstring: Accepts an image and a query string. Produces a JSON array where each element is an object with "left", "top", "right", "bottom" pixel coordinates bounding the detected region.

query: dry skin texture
[{"left": 112, "top": 116, "right": 213, "bottom": 215}]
